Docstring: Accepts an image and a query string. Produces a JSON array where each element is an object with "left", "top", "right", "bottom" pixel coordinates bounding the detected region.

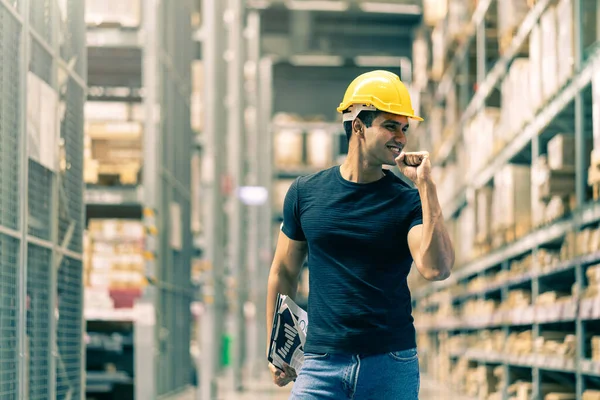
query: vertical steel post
[
  {"left": 244, "top": 10, "right": 262, "bottom": 378},
  {"left": 226, "top": 0, "right": 248, "bottom": 391},
  {"left": 137, "top": 0, "right": 161, "bottom": 398},
  {"left": 531, "top": 135, "right": 541, "bottom": 400},
  {"left": 574, "top": 0, "right": 586, "bottom": 208},
  {"left": 17, "top": 0, "right": 31, "bottom": 398},
  {"left": 201, "top": 0, "right": 228, "bottom": 397},
  {"left": 256, "top": 57, "right": 274, "bottom": 370},
  {"left": 573, "top": 1, "right": 585, "bottom": 396}
]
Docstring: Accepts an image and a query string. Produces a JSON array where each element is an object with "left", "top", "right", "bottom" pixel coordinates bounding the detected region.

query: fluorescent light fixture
[
  {"left": 354, "top": 55, "right": 403, "bottom": 67},
  {"left": 237, "top": 186, "right": 269, "bottom": 206},
  {"left": 287, "top": 0, "right": 349, "bottom": 12},
  {"left": 359, "top": 2, "right": 421, "bottom": 15},
  {"left": 289, "top": 54, "right": 345, "bottom": 67}
]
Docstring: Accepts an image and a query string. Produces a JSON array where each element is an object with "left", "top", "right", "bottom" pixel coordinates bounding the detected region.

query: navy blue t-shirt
[{"left": 281, "top": 166, "right": 423, "bottom": 356}]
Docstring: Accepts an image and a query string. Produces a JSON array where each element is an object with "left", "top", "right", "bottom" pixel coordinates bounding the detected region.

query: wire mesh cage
[
  {"left": 26, "top": 244, "right": 52, "bottom": 400},
  {"left": 0, "top": 235, "right": 19, "bottom": 399},
  {"left": 59, "top": 76, "right": 85, "bottom": 253},
  {"left": 56, "top": 256, "right": 82, "bottom": 400},
  {"left": 0, "top": 0, "right": 86, "bottom": 398},
  {"left": 152, "top": 0, "right": 194, "bottom": 394},
  {"left": 29, "top": 0, "right": 52, "bottom": 46},
  {"left": 0, "top": 5, "right": 22, "bottom": 232}
]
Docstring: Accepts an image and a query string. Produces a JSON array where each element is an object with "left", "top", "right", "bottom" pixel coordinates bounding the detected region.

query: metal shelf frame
[
  {"left": 0, "top": 0, "right": 87, "bottom": 398},
  {"left": 417, "top": 0, "right": 600, "bottom": 398}
]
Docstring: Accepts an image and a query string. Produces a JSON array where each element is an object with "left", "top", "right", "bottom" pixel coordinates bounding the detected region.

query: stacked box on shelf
[
  {"left": 457, "top": 203, "right": 476, "bottom": 266},
  {"left": 577, "top": 225, "right": 600, "bottom": 256},
  {"left": 555, "top": 0, "right": 600, "bottom": 89},
  {"left": 584, "top": 391, "right": 600, "bottom": 400},
  {"left": 306, "top": 127, "right": 333, "bottom": 169},
  {"left": 541, "top": 6, "right": 559, "bottom": 102},
  {"left": 529, "top": 22, "right": 544, "bottom": 114},
  {"left": 508, "top": 381, "right": 533, "bottom": 400},
  {"left": 191, "top": 61, "right": 204, "bottom": 133},
  {"left": 492, "top": 164, "right": 532, "bottom": 245},
  {"left": 431, "top": 23, "right": 446, "bottom": 81},
  {"left": 497, "top": 0, "right": 530, "bottom": 54},
  {"left": 84, "top": 121, "right": 143, "bottom": 185},
  {"left": 85, "top": 0, "right": 141, "bottom": 27},
  {"left": 85, "top": 219, "right": 146, "bottom": 310},
  {"left": 584, "top": 264, "right": 600, "bottom": 299},
  {"left": 446, "top": 0, "right": 471, "bottom": 43},
  {"left": 501, "top": 58, "right": 533, "bottom": 141},
  {"left": 533, "top": 331, "right": 576, "bottom": 362},
  {"left": 475, "top": 186, "right": 493, "bottom": 250},
  {"left": 464, "top": 108, "right": 500, "bottom": 174},
  {"left": 592, "top": 335, "right": 600, "bottom": 361}
]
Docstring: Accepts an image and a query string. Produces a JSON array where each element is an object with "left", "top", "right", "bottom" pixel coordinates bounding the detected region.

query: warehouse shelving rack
[
  {"left": 0, "top": 0, "right": 87, "bottom": 398},
  {"left": 83, "top": 0, "right": 198, "bottom": 399},
  {"left": 415, "top": 0, "right": 600, "bottom": 398}
]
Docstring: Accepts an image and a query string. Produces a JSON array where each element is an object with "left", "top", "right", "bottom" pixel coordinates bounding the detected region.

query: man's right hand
[{"left": 269, "top": 362, "right": 297, "bottom": 387}]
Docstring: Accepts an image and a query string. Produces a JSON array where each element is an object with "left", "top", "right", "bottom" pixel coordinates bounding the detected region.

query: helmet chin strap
[{"left": 342, "top": 104, "right": 378, "bottom": 122}]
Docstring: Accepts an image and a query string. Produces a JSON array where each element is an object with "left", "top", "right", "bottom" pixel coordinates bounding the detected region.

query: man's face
[{"left": 361, "top": 112, "right": 409, "bottom": 166}]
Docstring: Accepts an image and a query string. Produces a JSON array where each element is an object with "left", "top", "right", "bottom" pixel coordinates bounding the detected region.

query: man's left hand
[{"left": 395, "top": 151, "right": 432, "bottom": 186}]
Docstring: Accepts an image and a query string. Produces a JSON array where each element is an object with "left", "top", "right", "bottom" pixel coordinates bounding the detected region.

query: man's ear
[{"left": 352, "top": 119, "right": 364, "bottom": 137}]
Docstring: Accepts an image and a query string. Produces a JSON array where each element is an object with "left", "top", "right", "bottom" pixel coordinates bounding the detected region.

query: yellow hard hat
[{"left": 337, "top": 70, "right": 423, "bottom": 122}]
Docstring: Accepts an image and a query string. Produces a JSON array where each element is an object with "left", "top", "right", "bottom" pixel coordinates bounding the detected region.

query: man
[{"left": 266, "top": 70, "right": 455, "bottom": 399}]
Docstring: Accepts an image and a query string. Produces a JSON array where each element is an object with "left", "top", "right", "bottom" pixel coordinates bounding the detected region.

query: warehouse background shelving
[
  {"left": 81, "top": 0, "right": 199, "bottom": 399},
  {"left": 412, "top": 0, "right": 600, "bottom": 398}
]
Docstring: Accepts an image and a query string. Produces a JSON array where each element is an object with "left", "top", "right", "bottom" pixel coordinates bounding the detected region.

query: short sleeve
[
  {"left": 281, "top": 178, "right": 306, "bottom": 241},
  {"left": 408, "top": 190, "right": 423, "bottom": 231}
]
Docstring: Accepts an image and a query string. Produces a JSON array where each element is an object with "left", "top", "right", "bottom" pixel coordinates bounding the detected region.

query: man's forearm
[
  {"left": 416, "top": 180, "right": 455, "bottom": 280},
  {"left": 266, "top": 266, "right": 298, "bottom": 356}
]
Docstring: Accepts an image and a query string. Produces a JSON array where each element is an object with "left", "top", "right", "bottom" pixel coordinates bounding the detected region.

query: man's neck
[{"left": 340, "top": 150, "right": 384, "bottom": 183}]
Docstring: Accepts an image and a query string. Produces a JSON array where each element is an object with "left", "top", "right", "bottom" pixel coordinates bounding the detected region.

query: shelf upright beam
[
  {"left": 574, "top": 0, "right": 586, "bottom": 390},
  {"left": 531, "top": 133, "right": 542, "bottom": 400},
  {"left": 137, "top": 0, "right": 163, "bottom": 398},
  {"left": 200, "top": 0, "right": 229, "bottom": 397},
  {"left": 17, "top": 0, "right": 31, "bottom": 398},
  {"left": 244, "top": 9, "right": 262, "bottom": 379},
  {"left": 256, "top": 56, "right": 274, "bottom": 373},
  {"left": 226, "top": 0, "right": 248, "bottom": 391}
]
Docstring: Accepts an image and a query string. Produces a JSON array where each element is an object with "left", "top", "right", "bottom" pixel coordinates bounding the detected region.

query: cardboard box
[
  {"left": 529, "top": 23, "right": 543, "bottom": 112},
  {"left": 540, "top": 6, "right": 559, "bottom": 101},
  {"left": 306, "top": 129, "right": 332, "bottom": 168},
  {"left": 583, "top": 390, "right": 600, "bottom": 400},
  {"left": 192, "top": 61, "right": 204, "bottom": 94},
  {"left": 548, "top": 134, "right": 576, "bottom": 170},
  {"left": 493, "top": 164, "right": 532, "bottom": 231},
  {"left": 275, "top": 129, "right": 304, "bottom": 168},
  {"left": 475, "top": 186, "right": 493, "bottom": 242}
]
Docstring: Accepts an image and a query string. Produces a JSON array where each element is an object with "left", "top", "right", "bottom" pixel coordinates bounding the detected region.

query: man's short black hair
[{"left": 343, "top": 110, "right": 382, "bottom": 142}]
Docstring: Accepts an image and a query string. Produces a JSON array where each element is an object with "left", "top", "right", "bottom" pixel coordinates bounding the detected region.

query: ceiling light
[
  {"left": 247, "top": 0, "right": 272, "bottom": 8},
  {"left": 354, "top": 55, "right": 404, "bottom": 67},
  {"left": 287, "top": 0, "right": 349, "bottom": 12},
  {"left": 289, "top": 54, "right": 345, "bottom": 67},
  {"left": 359, "top": 2, "right": 421, "bottom": 15}
]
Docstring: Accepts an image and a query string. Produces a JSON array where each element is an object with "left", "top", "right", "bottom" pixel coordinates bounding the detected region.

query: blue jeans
[{"left": 290, "top": 348, "right": 420, "bottom": 399}]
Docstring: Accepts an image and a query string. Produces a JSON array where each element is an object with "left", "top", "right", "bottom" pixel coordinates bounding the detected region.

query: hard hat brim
[{"left": 337, "top": 102, "right": 424, "bottom": 122}]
